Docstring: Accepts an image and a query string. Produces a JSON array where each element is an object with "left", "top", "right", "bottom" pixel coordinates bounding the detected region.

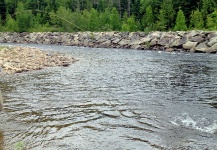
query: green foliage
[
  {"left": 174, "top": 8, "right": 187, "bottom": 31},
  {"left": 110, "top": 7, "right": 121, "bottom": 31},
  {"left": 5, "top": 14, "right": 18, "bottom": 32},
  {"left": 50, "top": 6, "right": 79, "bottom": 32},
  {"left": 155, "top": 9, "right": 167, "bottom": 31},
  {"left": 15, "top": 2, "right": 34, "bottom": 32},
  {"left": 206, "top": 10, "right": 217, "bottom": 30},
  {"left": 201, "top": 0, "right": 217, "bottom": 19},
  {"left": 99, "top": 8, "right": 112, "bottom": 31},
  {"left": 142, "top": 5, "right": 155, "bottom": 31},
  {"left": 0, "top": 0, "right": 216, "bottom": 32},
  {"left": 15, "top": 141, "right": 25, "bottom": 150},
  {"left": 121, "top": 15, "right": 137, "bottom": 32},
  {"left": 158, "top": 0, "right": 175, "bottom": 30},
  {"left": 89, "top": 8, "right": 99, "bottom": 31},
  {"left": 190, "top": 9, "right": 204, "bottom": 29}
]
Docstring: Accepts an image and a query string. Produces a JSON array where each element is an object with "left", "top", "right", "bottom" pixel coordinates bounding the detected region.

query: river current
[{"left": 0, "top": 44, "right": 217, "bottom": 150}]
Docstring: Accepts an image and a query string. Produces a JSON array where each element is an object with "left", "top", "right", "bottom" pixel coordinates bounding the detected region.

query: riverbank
[
  {"left": 0, "top": 31, "right": 217, "bottom": 53},
  {"left": 0, "top": 46, "right": 77, "bottom": 74}
]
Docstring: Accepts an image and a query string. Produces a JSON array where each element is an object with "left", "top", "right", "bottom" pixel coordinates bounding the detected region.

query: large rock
[
  {"left": 118, "top": 39, "right": 129, "bottom": 46},
  {"left": 208, "top": 43, "right": 217, "bottom": 53},
  {"left": 99, "top": 40, "right": 111, "bottom": 48},
  {"left": 207, "top": 36, "right": 217, "bottom": 47},
  {"left": 170, "top": 37, "right": 183, "bottom": 47},
  {"left": 183, "top": 41, "right": 198, "bottom": 50},
  {"left": 195, "top": 42, "right": 209, "bottom": 52},
  {"left": 191, "top": 35, "right": 204, "bottom": 43}
]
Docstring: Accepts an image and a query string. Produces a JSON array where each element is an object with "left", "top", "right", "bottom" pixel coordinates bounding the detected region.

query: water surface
[{"left": 0, "top": 44, "right": 217, "bottom": 150}]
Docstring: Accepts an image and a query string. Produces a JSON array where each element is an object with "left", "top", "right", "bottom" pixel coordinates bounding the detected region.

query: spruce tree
[{"left": 174, "top": 8, "right": 187, "bottom": 31}]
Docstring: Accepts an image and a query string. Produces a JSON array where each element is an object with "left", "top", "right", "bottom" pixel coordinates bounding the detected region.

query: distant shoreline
[{"left": 0, "top": 31, "right": 217, "bottom": 54}]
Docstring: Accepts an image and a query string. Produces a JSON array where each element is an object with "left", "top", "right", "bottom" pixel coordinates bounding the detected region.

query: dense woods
[{"left": 0, "top": 0, "right": 217, "bottom": 32}]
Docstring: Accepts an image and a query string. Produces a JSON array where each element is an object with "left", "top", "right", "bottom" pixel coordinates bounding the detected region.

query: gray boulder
[
  {"left": 195, "top": 42, "right": 209, "bottom": 52},
  {"left": 183, "top": 41, "right": 198, "bottom": 50},
  {"left": 208, "top": 43, "right": 217, "bottom": 53},
  {"left": 207, "top": 36, "right": 217, "bottom": 47}
]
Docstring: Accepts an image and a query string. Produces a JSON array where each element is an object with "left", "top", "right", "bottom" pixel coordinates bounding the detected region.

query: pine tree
[
  {"left": 174, "top": 8, "right": 187, "bottom": 31},
  {"left": 190, "top": 9, "right": 204, "bottom": 30}
]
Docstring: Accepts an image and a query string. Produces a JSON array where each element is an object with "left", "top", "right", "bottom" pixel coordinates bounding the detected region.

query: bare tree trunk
[
  {"left": 127, "top": 0, "right": 131, "bottom": 16},
  {"left": 0, "top": 90, "right": 4, "bottom": 111},
  {"left": 118, "top": 0, "right": 121, "bottom": 17}
]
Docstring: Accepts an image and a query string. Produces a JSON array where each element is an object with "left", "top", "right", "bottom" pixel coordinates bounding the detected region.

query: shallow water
[{"left": 0, "top": 44, "right": 217, "bottom": 150}]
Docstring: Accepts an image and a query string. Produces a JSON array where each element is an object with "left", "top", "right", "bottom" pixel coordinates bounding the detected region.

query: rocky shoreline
[
  {"left": 0, "top": 46, "right": 77, "bottom": 74},
  {"left": 0, "top": 31, "right": 217, "bottom": 53}
]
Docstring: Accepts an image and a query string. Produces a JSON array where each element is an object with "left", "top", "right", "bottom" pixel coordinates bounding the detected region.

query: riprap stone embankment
[{"left": 0, "top": 31, "right": 217, "bottom": 53}]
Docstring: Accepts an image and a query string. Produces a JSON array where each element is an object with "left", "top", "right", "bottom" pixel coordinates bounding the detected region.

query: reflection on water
[{"left": 0, "top": 44, "right": 217, "bottom": 149}]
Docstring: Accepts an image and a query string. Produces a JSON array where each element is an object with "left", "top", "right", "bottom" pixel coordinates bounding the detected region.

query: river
[{"left": 0, "top": 44, "right": 217, "bottom": 150}]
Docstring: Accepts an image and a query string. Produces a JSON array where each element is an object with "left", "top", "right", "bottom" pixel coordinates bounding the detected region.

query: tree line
[{"left": 0, "top": 0, "right": 217, "bottom": 32}]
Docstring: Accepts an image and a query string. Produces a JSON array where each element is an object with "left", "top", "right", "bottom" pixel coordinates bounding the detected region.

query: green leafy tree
[
  {"left": 15, "top": 2, "right": 34, "bottom": 32},
  {"left": 142, "top": 5, "right": 154, "bottom": 31},
  {"left": 207, "top": 10, "right": 217, "bottom": 30},
  {"left": 88, "top": 8, "right": 99, "bottom": 31},
  {"left": 121, "top": 15, "right": 137, "bottom": 32},
  {"left": 50, "top": 6, "right": 75, "bottom": 31},
  {"left": 190, "top": 9, "right": 204, "bottom": 29},
  {"left": 5, "top": 13, "right": 18, "bottom": 31},
  {"left": 80, "top": 9, "right": 90, "bottom": 31},
  {"left": 157, "top": 0, "right": 175, "bottom": 30},
  {"left": 201, "top": 0, "right": 217, "bottom": 19},
  {"left": 99, "top": 8, "right": 112, "bottom": 31},
  {"left": 174, "top": 8, "right": 187, "bottom": 31},
  {"left": 110, "top": 7, "right": 121, "bottom": 31}
]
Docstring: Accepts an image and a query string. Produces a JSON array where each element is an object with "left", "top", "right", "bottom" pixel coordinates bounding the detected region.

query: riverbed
[{"left": 0, "top": 44, "right": 217, "bottom": 150}]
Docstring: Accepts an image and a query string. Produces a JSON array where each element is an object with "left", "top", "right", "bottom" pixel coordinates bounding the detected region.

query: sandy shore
[{"left": 0, "top": 46, "right": 77, "bottom": 74}]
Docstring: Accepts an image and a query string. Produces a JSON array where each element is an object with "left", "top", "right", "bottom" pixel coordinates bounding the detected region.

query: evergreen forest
[{"left": 0, "top": 0, "right": 217, "bottom": 32}]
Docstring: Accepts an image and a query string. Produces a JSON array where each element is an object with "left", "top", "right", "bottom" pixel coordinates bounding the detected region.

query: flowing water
[{"left": 0, "top": 44, "right": 217, "bottom": 150}]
